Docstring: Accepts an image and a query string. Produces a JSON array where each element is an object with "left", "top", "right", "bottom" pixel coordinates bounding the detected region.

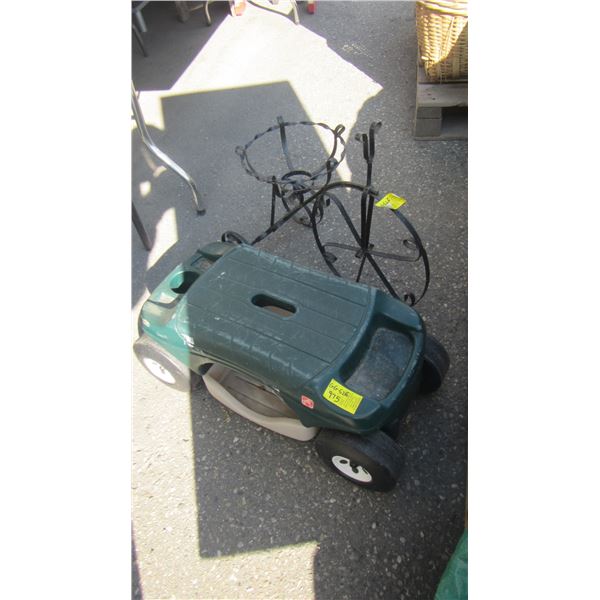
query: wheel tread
[
  {"left": 315, "top": 429, "right": 404, "bottom": 491},
  {"left": 134, "top": 334, "right": 200, "bottom": 392},
  {"left": 420, "top": 333, "right": 450, "bottom": 393}
]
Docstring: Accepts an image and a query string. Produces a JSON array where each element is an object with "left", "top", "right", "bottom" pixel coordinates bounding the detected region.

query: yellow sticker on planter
[
  {"left": 375, "top": 193, "right": 407, "bottom": 210},
  {"left": 323, "top": 379, "right": 364, "bottom": 414}
]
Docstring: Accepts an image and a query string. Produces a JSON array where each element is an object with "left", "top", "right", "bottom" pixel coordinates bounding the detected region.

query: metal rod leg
[
  {"left": 174, "top": 1, "right": 191, "bottom": 22},
  {"left": 134, "top": 12, "right": 147, "bottom": 33},
  {"left": 289, "top": 0, "right": 299, "bottom": 24},
  {"left": 131, "top": 84, "right": 206, "bottom": 214},
  {"left": 132, "top": 24, "right": 148, "bottom": 57},
  {"left": 132, "top": 202, "right": 153, "bottom": 251},
  {"left": 139, "top": 139, "right": 205, "bottom": 214}
]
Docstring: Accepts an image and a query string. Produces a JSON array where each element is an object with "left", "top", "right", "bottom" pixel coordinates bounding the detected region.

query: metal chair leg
[
  {"left": 132, "top": 24, "right": 148, "bottom": 57},
  {"left": 131, "top": 83, "right": 206, "bottom": 215},
  {"left": 289, "top": 0, "right": 299, "bottom": 24},
  {"left": 132, "top": 201, "right": 153, "bottom": 251},
  {"left": 174, "top": 1, "right": 191, "bottom": 22}
]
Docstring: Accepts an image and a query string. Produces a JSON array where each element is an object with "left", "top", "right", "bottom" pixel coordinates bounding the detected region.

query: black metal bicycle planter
[{"left": 224, "top": 117, "right": 430, "bottom": 305}]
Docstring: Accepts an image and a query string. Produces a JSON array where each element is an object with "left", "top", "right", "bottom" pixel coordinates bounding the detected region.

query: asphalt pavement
[{"left": 132, "top": 2, "right": 467, "bottom": 598}]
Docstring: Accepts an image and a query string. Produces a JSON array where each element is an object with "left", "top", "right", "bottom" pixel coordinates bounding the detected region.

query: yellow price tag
[
  {"left": 323, "top": 379, "right": 364, "bottom": 415},
  {"left": 375, "top": 193, "right": 407, "bottom": 210}
]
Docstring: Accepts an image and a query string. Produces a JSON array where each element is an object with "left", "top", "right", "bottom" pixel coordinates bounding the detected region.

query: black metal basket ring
[{"left": 235, "top": 117, "right": 347, "bottom": 186}]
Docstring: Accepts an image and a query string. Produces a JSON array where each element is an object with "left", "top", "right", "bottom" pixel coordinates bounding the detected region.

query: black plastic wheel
[
  {"left": 221, "top": 231, "right": 249, "bottom": 245},
  {"left": 314, "top": 429, "right": 404, "bottom": 491},
  {"left": 381, "top": 401, "right": 413, "bottom": 440},
  {"left": 134, "top": 334, "right": 200, "bottom": 392},
  {"left": 382, "top": 418, "right": 401, "bottom": 440},
  {"left": 137, "top": 311, "right": 145, "bottom": 338},
  {"left": 420, "top": 334, "right": 450, "bottom": 394}
]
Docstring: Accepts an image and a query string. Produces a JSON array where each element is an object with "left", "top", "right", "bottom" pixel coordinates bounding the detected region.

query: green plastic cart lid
[{"left": 178, "top": 245, "right": 373, "bottom": 395}]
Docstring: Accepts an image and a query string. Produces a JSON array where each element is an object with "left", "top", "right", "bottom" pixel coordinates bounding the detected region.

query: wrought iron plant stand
[{"left": 224, "top": 117, "right": 430, "bottom": 305}]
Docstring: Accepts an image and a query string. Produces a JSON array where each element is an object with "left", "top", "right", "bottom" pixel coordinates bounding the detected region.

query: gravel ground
[{"left": 132, "top": 2, "right": 467, "bottom": 598}]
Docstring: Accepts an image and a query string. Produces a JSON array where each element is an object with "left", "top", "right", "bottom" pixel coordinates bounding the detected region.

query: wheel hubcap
[
  {"left": 142, "top": 357, "right": 176, "bottom": 384},
  {"left": 331, "top": 455, "right": 372, "bottom": 483}
]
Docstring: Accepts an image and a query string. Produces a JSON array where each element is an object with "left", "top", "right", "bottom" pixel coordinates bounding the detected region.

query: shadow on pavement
[
  {"left": 132, "top": 527, "right": 143, "bottom": 600},
  {"left": 132, "top": 0, "right": 230, "bottom": 91},
  {"left": 131, "top": 80, "right": 327, "bottom": 309}
]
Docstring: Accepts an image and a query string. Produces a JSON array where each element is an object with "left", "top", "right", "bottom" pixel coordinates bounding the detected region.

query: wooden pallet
[{"left": 414, "top": 64, "right": 468, "bottom": 141}]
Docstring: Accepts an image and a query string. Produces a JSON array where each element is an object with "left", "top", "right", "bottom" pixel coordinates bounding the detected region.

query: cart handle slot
[{"left": 251, "top": 294, "right": 297, "bottom": 317}]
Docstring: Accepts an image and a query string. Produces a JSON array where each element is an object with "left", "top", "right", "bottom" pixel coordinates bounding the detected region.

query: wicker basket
[{"left": 416, "top": 0, "right": 468, "bottom": 82}]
